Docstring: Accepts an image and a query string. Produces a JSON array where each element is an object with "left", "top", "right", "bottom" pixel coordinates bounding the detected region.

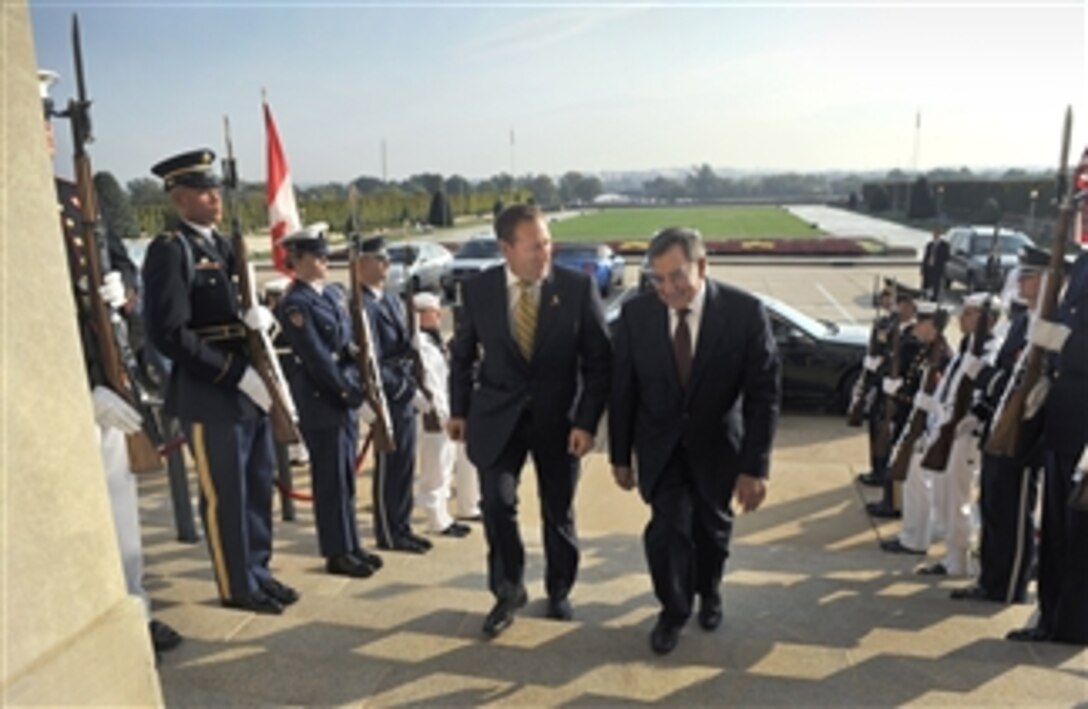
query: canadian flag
[{"left": 264, "top": 98, "right": 301, "bottom": 274}]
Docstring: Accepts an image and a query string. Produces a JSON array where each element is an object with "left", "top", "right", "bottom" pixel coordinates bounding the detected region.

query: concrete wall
[{"left": 0, "top": 2, "right": 162, "bottom": 704}]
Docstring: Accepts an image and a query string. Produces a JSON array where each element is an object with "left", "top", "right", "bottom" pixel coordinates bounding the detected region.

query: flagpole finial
[{"left": 261, "top": 86, "right": 267, "bottom": 103}]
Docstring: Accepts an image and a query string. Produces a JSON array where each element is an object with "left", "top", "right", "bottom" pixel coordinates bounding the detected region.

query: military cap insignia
[{"left": 287, "top": 307, "right": 305, "bottom": 328}]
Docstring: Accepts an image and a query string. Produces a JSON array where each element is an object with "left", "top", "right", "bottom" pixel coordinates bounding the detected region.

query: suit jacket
[
  {"left": 361, "top": 286, "right": 416, "bottom": 407},
  {"left": 449, "top": 265, "right": 611, "bottom": 470},
  {"left": 609, "top": 279, "right": 781, "bottom": 502},
  {"left": 277, "top": 281, "right": 364, "bottom": 429},
  {"left": 143, "top": 222, "right": 259, "bottom": 423},
  {"left": 922, "top": 240, "right": 950, "bottom": 279}
]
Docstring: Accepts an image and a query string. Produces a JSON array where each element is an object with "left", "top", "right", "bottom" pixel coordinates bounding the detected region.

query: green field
[{"left": 549, "top": 205, "right": 822, "bottom": 242}]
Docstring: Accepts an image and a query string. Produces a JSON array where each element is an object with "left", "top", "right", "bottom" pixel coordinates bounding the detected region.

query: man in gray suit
[
  {"left": 610, "top": 227, "right": 781, "bottom": 654},
  {"left": 449, "top": 204, "right": 611, "bottom": 638}
]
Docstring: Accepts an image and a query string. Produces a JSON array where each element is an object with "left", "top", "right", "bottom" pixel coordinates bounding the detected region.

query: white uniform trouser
[
  {"left": 938, "top": 432, "right": 980, "bottom": 576},
  {"left": 452, "top": 442, "right": 480, "bottom": 518},
  {"left": 416, "top": 425, "right": 455, "bottom": 532},
  {"left": 899, "top": 444, "right": 943, "bottom": 552},
  {"left": 98, "top": 425, "right": 150, "bottom": 616}
]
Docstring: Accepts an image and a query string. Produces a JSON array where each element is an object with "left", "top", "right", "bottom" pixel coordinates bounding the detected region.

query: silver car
[{"left": 385, "top": 239, "right": 453, "bottom": 293}]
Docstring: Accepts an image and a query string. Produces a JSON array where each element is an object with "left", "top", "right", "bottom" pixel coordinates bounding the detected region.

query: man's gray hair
[{"left": 647, "top": 227, "right": 706, "bottom": 263}]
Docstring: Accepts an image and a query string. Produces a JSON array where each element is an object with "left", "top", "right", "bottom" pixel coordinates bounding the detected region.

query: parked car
[
  {"left": 441, "top": 234, "right": 504, "bottom": 300},
  {"left": 942, "top": 226, "right": 1034, "bottom": 292},
  {"left": 385, "top": 239, "right": 452, "bottom": 293},
  {"left": 552, "top": 243, "right": 625, "bottom": 296},
  {"left": 607, "top": 286, "right": 867, "bottom": 412}
]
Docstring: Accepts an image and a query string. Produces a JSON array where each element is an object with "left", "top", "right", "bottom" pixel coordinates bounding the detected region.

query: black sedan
[{"left": 606, "top": 287, "right": 867, "bottom": 412}]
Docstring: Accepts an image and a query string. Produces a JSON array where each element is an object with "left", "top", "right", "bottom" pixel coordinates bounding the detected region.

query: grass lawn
[{"left": 549, "top": 205, "right": 822, "bottom": 242}]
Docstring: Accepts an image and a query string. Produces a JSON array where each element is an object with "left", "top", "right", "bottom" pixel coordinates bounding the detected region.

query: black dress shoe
[
  {"left": 260, "top": 577, "right": 300, "bottom": 606},
  {"left": 458, "top": 513, "right": 483, "bottom": 522},
  {"left": 326, "top": 554, "right": 374, "bottom": 578},
  {"left": 222, "top": 591, "right": 283, "bottom": 615},
  {"left": 650, "top": 618, "right": 681, "bottom": 655},
  {"left": 351, "top": 548, "right": 383, "bottom": 570},
  {"left": 866, "top": 501, "right": 902, "bottom": 519},
  {"left": 546, "top": 597, "right": 573, "bottom": 621},
  {"left": 439, "top": 522, "right": 472, "bottom": 538},
  {"left": 857, "top": 471, "right": 885, "bottom": 487},
  {"left": 378, "top": 537, "right": 429, "bottom": 554},
  {"left": 149, "top": 619, "right": 182, "bottom": 653},
  {"left": 697, "top": 595, "right": 723, "bottom": 631},
  {"left": 880, "top": 538, "right": 925, "bottom": 555},
  {"left": 949, "top": 585, "right": 1000, "bottom": 602},
  {"left": 1006, "top": 626, "right": 1051, "bottom": 642},
  {"left": 916, "top": 562, "right": 948, "bottom": 576},
  {"left": 406, "top": 532, "right": 433, "bottom": 550},
  {"left": 482, "top": 587, "right": 528, "bottom": 638}
]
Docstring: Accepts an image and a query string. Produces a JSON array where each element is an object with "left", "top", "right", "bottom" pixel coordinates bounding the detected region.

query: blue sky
[{"left": 31, "top": 1, "right": 1087, "bottom": 186}]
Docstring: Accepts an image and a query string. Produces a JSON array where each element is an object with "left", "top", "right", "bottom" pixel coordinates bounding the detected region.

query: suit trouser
[
  {"left": 373, "top": 402, "right": 417, "bottom": 547},
  {"left": 416, "top": 424, "right": 455, "bottom": 532},
  {"left": 185, "top": 416, "right": 276, "bottom": 602},
  {"left": 645, "top": 449, "right": 734, "bottom": 627},
  {"left": 977, "top": 451, "right": 1040, "bottom": 603},
  {"left": 479, "top": 410, "right": 579, "bottom": 601},
  {"left": 98, "top": 425, "right": 150, "bottom": 616},
  {"left": 1037, "top": 448, "right": 1088, "bottom": 643},
  {"left": 301, "top": 414, "right": 360, "bottom": 559}
]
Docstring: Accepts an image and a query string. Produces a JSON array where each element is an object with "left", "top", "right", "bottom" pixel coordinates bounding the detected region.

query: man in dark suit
[
  {"left": 609, "top": 227, "right": 780, "bottom": 655},
  {"left": 448, "top": 203, "right": 611, "bottom": 638},
  {"left": 921, "top": 230, "right": 951, "bottom": 300}
]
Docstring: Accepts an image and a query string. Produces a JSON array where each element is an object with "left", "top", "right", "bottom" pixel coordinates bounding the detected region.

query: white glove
[
  {"left": 1024, "top": 378, "right": 1050, "bottom": 420},
  {"left": 91, "top": 385, "right": 142, "bottom": 434},
  {"left": 242, "top": 305, "right": 276, "bottom": 332},
  {"left": 961, "top": 353, "right": 985, "bottom": 380},
  {"left": 1077, "top": 445, "right": 1088, "bottom": 474},
  {"left": 863, "top": 355, "right": 883, "bottom": 372},
  {"left": 238, "top": 367, "right": 272, "bottom": 412},
  {"left": 98, "top": 271, "right": 127, "bottom": 309},
  {"left": 1028, "top": 316, "right": 1070, "bottom": 353},
  {"left": 412, "top": 389, "right": 434, "bottom": 414},
  {"left": 359, "top": 401, "right": 378, "bottom": 425},
  {"left": 882, "top": 377, "right": 902, "bottom": 396},
  {"left": 955, "top": 414, "right": 980, "bottom": 439},
  {"left": 912, "top": 391, "right": 939, "bottom": 414}
]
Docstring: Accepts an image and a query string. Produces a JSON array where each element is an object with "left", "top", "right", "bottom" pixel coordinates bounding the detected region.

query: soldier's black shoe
[
  {"left": 260, "top": 577, "right": 300, "bottom": 606},
  {"left": 351, "top": 548, "right": 383, "bottom": 570},
  {"left": 857, "top": 471, "right": 885, "bottom": 487},
  {"left": 650, "top": 617, "right": 682, "bottom": 655},
  {"left": 866, "top": 501, "right": 901, "bottom": 519},
  {"left": 950, "top": 585, "right": 1000, "bottom": 602},
  {"left": 326, "top": 554, "right": 374, "bottom": 578},
  {"left": 916, "top": 562, "right": 948, "bottom": 576},
  {"left": 697, "top": 594, "right": 723, "bottom": 631},
  {"left": 379, "top": 536, "right": 429, "bottom": 554},
  {"left": 546, "top": 597, "right": 573, "bottom": 621},
  {"left": 149, "top": 619, "right": 182, "bottom": 653},
  {"left": 406, "top": 532, "right": 433, "bottom": 550},
  {"left": 1006, "top": 626, "right": 1051, "bottom": 642},
  {"left": 483, "top": 586, "right": 528, "bottom": 638},
  {"left": 439, "top": 522, "right": 472, "bottom": 538},
  {"left": 881, "top": 538, "right": 925, "bottom": 555},
  {"left": 222, "top": 591, "right": 283, "bottom": 615}
]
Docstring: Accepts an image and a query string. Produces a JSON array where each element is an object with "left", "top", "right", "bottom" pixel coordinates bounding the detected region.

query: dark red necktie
[{"left": 674, "top": 308, "right": 692, "bottom": 388}]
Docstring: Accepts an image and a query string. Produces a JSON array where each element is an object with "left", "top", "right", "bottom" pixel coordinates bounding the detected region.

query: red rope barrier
[{"left": 273, "top": 432, "right": 375, "bottom": 504}]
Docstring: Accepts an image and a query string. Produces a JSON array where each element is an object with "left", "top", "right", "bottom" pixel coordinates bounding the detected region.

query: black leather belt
[{"left": 194, "top": 323, "right": 246, "bottom": 343}]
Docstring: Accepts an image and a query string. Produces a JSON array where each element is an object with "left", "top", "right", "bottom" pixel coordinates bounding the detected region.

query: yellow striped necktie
[{"left": 513, "top": 280, "right": 537, "bottom": 360}]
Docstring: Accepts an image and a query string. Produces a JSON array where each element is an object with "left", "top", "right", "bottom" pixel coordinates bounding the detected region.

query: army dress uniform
[
  {"left": 275, "top": 226, "right": 381, "bottom": 578},
  {"left": 142, "top": 150, "right": 293, "bottom": 613}
]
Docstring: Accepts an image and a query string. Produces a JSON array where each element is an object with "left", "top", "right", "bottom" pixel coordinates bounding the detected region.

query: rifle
[
  {"left": 221, "top": 116, "right": 300, "bottom": 444},
  {"left": 873, "top": 280, "right": 901, "bottom": 459},
  {"left": 986, "top": 107, "right": 1074, "bottom": 458},
  {"left": 64, "top": 14, "right": 165, "bottom": 472},
  {"left": 847, "top": 275, "right": 883, "bottom": 427},
  {"left": 403, "top": 281, "right": 443, "bottom": 433},
  {"left": 347, "top": 235, "right": 396, "bottom": 453},
  {"left": 890, "top": 335, "right": 949, "bottom": 481}
]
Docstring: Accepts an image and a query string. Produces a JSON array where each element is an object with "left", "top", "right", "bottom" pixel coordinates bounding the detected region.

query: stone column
[{"left": 0, "top": 2, "right": 162, "bottom": 704}]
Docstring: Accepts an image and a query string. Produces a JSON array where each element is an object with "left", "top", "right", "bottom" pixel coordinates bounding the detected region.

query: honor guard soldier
[
  {"left": 42, "top": 69, "right": 181, "bottom": 653},
  {"left": 951, "top": 247, "right": 1048, "bottom": 604},
  {"left": 142, "top": 149, "right": 298, "bottom": 614},
  {"left": 354, "top": 236, "right": 433, "bottom": 554},
  {"left": 275, "top": 224, "right": 383, "bottom": 578},
  {"left": 857, "top": 279, "right": 906, "bottom": 486},
  {"left": 1007, "top": 248, "right": 1088, "bottom": 643}
]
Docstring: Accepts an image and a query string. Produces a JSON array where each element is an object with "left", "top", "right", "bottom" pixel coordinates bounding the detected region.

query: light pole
[
  {"left": 936, "top": 185, "right": 945, "bottom": 225},
  {"left": 1028, "top": 188, "right": 1039, "bottom": 236}
]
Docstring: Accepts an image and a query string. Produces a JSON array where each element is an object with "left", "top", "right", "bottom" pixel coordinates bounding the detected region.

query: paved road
[{"left": 785, "top": 204, "right": 933, "bottom": 256}]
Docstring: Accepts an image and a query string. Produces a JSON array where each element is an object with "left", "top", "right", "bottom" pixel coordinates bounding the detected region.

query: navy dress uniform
[
  {"left": 275, "top": 225, "right": 382, "bottom": 578},
  {"left": 142, "top": 150, "right": 296, "bottom": 614},
  {"left": 358, "top": 236, "right": 430, "bottom": 553}
]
